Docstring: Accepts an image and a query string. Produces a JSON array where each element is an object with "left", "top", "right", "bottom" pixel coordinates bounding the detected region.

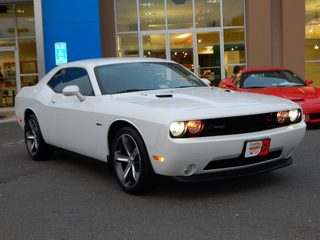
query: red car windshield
[{"left": 241, "top": 70, "right": 306, "bottom": 89}]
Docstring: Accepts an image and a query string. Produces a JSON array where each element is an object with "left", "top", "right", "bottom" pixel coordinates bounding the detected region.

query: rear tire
[
  {"left": 112, "top": 126, "right": 159, "bottom": 194},
  {"left": 25, "top": 114, "right": 53, "bottom": 160}
]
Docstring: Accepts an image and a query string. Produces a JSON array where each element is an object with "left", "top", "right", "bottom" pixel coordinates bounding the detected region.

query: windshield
[
  {"left": 241, "top": 70, "right": 306, "bottom": 89},
  {"left": 95, "top": 62, "right": 207, "bottom": 94}
]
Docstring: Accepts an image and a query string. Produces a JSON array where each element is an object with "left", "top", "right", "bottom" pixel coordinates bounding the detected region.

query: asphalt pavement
[{"left": 0, "top": 107, "right": 16, "bottom": 124}]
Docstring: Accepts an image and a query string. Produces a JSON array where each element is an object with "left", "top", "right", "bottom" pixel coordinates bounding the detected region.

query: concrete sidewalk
[{"left": 0, "top": 108, "right": 16, "bottom": 123}]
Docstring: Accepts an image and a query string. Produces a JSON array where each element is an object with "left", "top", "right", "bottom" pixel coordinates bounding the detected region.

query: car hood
[
  {"left": 245, "top": 86, "right": 320, "bottom": 101},
  {"left": 110, "top": 87, "right": 300, "bottom": 119}
]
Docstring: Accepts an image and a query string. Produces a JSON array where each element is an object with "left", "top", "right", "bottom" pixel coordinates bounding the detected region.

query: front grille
[
  {"left": 310, "top": 113, "right": 320, "bottom": 120},
  {"left": 204, "top": 150, "right": 282, "bottom": 170},
  {"left": 204, "top": 112, "right": 278, "bottom": 136}
]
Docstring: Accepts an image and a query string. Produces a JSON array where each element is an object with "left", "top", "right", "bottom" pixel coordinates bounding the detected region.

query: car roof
[
  {"left": 239, "top": 68, "right": 291, "bottom": 73},
  {"left": 58, "top": 57, "right": 175, "bottom": 68}
]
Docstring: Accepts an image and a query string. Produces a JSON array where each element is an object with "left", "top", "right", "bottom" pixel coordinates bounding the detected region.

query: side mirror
[
  {"left": 226, "top": 82, "right": 238, "bottom": 90},
  {"left": 62, "top": 85, "right": 86, "bottom": 102},
  {"left": 305, "top": 79, "right": 313, "bottom": 85}
]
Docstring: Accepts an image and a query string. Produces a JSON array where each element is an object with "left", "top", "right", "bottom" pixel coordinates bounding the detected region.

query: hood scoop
[
  {"left": 156, "top": 94, "right": 173, "bottom": 98},
  {"left": 291, "top": 99, "right": 304, "bottom": 102}
]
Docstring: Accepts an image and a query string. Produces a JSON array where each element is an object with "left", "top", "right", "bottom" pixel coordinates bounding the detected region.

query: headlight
[
  {"left": 289, "top": 109, "right": 300, "bottom": 122},
  {"left": 170, "top": 120, "right": 204, "bottom": 138},
  {"left": 170, "top": 121, "right": 186, "bottom": 137},
  {"left": 277, "top": 111, "right": 288, "bottom": 123},
  {"left": 277, "top": 109, "right": 301, "bottom": 124},
  {"left": 187, "top": 120, "right": 203, "bottom": 135}
]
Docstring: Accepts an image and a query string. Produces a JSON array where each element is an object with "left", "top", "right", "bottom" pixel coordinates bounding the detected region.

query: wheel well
[
  {"left": 24, "top": 109, "right": 36, "bottom": 124},
  {"left": 107, "top": 120, "right": 140, "bottom": 172}
]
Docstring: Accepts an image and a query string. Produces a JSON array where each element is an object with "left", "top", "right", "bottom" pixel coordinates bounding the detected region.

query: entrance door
[
  {"left": 138, "top": 30, "right": 223, "bottom": 86},
  {"left": 0, "top": 48, "right": 18, "bottom": 107},
  {"left": 196, "top": 31, "right": 221, "bottom": 86}
]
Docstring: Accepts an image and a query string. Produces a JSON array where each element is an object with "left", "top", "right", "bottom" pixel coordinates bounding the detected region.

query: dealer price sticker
[{"left": 244, "top": 139, "right": 270, "bottom": 158}]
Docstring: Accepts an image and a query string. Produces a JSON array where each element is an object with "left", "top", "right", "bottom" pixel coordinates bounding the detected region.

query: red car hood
[{"left": 245, "top": 86, "right": 320, "bottom": 101}]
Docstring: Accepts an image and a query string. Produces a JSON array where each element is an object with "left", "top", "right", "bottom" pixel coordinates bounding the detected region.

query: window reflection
[
  {"left": 117, "top": 34, "right": 139, "bottom": 57},
  {"left": 140, "top": 0, "right": 165, "bottom": 30},
  {"left": 0, "top": 5, "right": 15, "bottom": 38},
  {"left": 224, "top": 28, "right": 245, "bottom": 65},
  {"left": 167, "top": 0, "right": 193, "bottom": 29},
  {"left": 19, "top": 39, "right": 37, "bottom": 72},
  {"left": 170, "top": 33, "right": 193, "bottom": 68},
  {"left": 223, "top": 0, "right": 244, "bottom": 26},
  {"left": 194, "top": 0, "right": 220, "bottom": 28},
  {"left": 306, "top": 62, "right": 320, "bottom": 86},
  {"left": 115, "top": 0, "right": 138, "bottom": 32},
  {"left": 17, "top": 4, "right": 35, "bottom": 37},
  {"left": 305, "top": 0, "right": 320, "bottom": 23},
  {"left": 143, "top": 34, "right": 166, "bottom": 58}
]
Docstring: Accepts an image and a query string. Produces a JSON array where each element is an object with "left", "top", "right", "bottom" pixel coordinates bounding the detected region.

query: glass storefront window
[
  {"left": 194, "top": 0, "right": 220, "bottom": 28},
  {"left": 224, "top": 28, "right": 245, "bottom": 66},
  {"left": 167, "top": 0, "right": 193, "bottom": 29},
  {"left": 224, "top": 65, "right": 245, "bottom": 78},
  {"left": 223, "top": 0, "right": 244, "bottom": 27},
  {"left": 140, "top": 0, "right": 165, "bottom": 30},
  {"left": 0, "top": 39, "right": 15, "bottom": 47},
  {"left": 170, "top": 33, "right": 193, "bottom": 68},
  {"left": 114, "top": 0, "right": 247, "bottom": 81},
  {"left": 305, "top": 24, "right": 320, "bottom": 61},
  {"left": 18, "top": 39, "right": 37, "bottom": 73},
  {"left": 305, "top": 0, "right": 320, "bottom": 23},
  {"left": 197, "top": 32, "right": 220, "bottom": 85},
  {"left": 115, "top": 0, "right": 138, "bottom": 32},
  {"left": 21, "top": 75, "right": 38, "bottom": 87},
  {"left": 117, "top": 34, "right": 139, "bottom": 57},
  {"left": 0, "top": 5, "right": 15, "bottom": 38},
  {"left": 143, "top": 34, "right": 166, "bottom": 58},
  {"left": 305, "top": 62, "right": 320, "bottom": 86},
  {"left": 17, "top": 4, "right": 35, "bottom": 37}
]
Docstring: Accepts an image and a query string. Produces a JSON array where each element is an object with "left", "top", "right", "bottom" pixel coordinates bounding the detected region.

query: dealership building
[{"left": 0, "top": 0, "right": 319, "bottom": 106}]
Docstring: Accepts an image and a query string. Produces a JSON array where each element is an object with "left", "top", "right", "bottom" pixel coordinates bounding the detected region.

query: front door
[
  {"left": 0, "top": 48, "right": 18, "bottom": 107},
  {"left": 196, "top": 31, "right": 221, "bottom": 86}
]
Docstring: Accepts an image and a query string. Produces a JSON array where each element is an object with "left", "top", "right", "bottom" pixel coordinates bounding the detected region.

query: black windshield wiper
[
  {"left": 174, "top": 86, "right": 194, "bottom": 89},
  {"left": 114, "top": 89, "right": 154, "bottom": 94}
]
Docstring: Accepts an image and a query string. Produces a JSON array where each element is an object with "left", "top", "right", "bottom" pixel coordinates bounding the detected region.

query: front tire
[
  {"left": 25, "top": 114, "right": 53, "bottom": 160},
  {"left": 112, "top": 126, "right": 159, "bottom": 194}
]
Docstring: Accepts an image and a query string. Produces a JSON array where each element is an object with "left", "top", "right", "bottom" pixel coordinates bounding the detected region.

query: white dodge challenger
[{"left": 15, "top": 58, "right": 306, "bottom": 194}]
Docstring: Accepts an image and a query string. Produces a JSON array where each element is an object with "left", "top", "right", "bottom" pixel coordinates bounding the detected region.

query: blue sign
[{"left": 55, "top": 42, "right": 67, "bottom": 65}]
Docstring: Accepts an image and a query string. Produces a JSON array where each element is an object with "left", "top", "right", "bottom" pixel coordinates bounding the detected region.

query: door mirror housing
[
  {"left": 305, "top": 79, "right": 313, "bottom": 85},
  {"left": 226, "top": 82, "right": 238, "bottom": 90},
  {"left": 62, "top": 85, "right": 86, "bottom": 102}
]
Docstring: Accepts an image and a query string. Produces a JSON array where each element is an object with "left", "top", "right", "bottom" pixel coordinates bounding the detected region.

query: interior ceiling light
[
  {"left": 145, "top": 19, "right": 157, "bottom": 23},
  {"left": 8, "top": 9, "right": 24, "bottom": 13},
  {"left": 141, "top": 12, "right": 156, "bottom": 15},
  {"left": 196, "top": 17, "right": 209, "bottom": 20},
  {"left": 206, "top": 0, "right": 220, "bottom": 3},
  {"left": 140, "top": 2, "right": 156, "bottom": 7},
  {"left": 200, "top": 9, "right": 214, "bottom": 13}
]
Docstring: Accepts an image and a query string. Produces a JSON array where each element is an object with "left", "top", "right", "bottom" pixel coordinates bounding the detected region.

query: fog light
[
  {"left": 183, "top": 164, "right": 196, "bottom": 176},
  {"left": 304, "top": 114, "right": 310, "bottom": 122}
]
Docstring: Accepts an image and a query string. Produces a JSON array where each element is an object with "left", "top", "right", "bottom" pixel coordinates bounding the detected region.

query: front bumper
[{"left": 147, "top": 121, "right": 306, "bottom": 179}]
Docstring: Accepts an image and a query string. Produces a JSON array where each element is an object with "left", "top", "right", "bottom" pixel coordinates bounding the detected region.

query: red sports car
[{"left": 219, "top": 68, "right": 320, "bottom": 124}]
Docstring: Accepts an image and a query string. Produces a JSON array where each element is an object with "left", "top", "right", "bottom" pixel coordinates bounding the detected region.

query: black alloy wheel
[
  {"left": 112, "top": 126, "right": 159, "bottom": 194},
  {"left": 25, "top": 114, "right": 53, "bottom": 160}
]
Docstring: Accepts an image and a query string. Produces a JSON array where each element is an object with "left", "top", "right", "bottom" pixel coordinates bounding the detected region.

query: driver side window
[{"left": 48, "top": 68, "right": 94, "bottom": 96}]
